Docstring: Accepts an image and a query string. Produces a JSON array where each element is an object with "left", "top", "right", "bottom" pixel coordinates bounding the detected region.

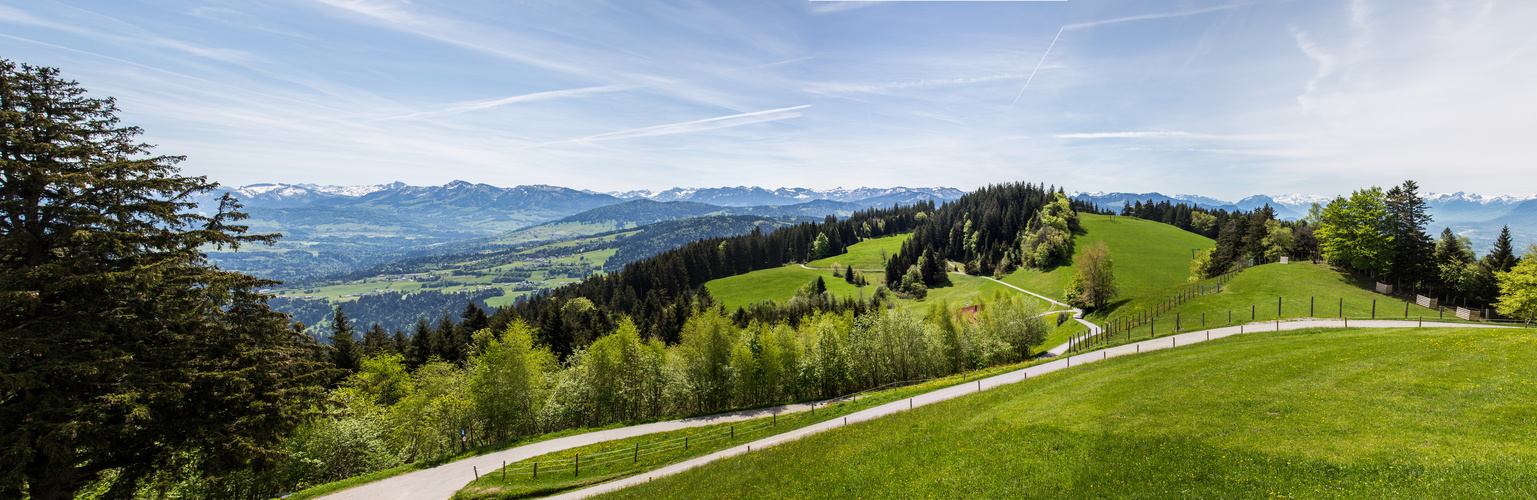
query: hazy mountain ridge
[
  {"left": 608, "top": 186, "right": 964, "bottom": 206},
  {"left": 1072, "top": 191, "right": 1537, "bottom": 224}
]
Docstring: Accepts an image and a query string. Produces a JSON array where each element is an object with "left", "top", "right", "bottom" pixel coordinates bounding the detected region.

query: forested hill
[
  {"left": 884, "top": 183, "right": 1109, "bottom": 288},
  {"left": 499, "top": 202, "right": 933, "bottom": 355},
  {"left": 496, "top": 182, "right": 1124, "bottom": 358}
]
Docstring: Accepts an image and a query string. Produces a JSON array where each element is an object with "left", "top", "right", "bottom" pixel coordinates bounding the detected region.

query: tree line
[
  {"left": 881, "top": 185, "right": 1108, "bottom": 297},
  {"left": 496, "top": 204, "right": 934, "bottom": 359},
  {"left": 1313, "top": 180, "right": 1522, "bottom": 308},
  {"left": 192, "top": 295, "right": 1050, "bottom": 498}
]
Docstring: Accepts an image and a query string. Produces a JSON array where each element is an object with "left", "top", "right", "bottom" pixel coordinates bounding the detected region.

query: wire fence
[
  {"left": 1068, "top": 270, "right": 1237, "bottom": 353},
  {"left": 480, "top": 373, "right": 966, "bottom": 480},
  {"left": 1067, "top": 271, "right": 1530, "bottom": 353}
]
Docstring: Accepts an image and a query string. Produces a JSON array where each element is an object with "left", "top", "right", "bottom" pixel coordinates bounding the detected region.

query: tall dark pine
[
  {"left": 433, "top": 313, "right": 459, "bottom": 363},
  {"left": 1386, "top": 180, "right": 1436, "bottom": 289},
  {"left": 329, "top": 306, "right": 359, "bottom": 372},
  {"left": 458, "top": 301, "right": 490, "bottom": 353},
  {"left": 407, "top": 318, "right": 433, "bottom": 368},
  {"left": 0, "top": 60, "right": 330, "bottom": 500},
  {"left": 360, "top": 322, "right": 393, "bottom": 357},
  {"left": 1487, "top": 225, "right": 1519, "bottom": 273}
]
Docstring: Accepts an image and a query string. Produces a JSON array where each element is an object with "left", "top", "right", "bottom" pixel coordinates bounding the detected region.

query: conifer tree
[
  {"left": 361, "top": 322, "right": 393, "bottom": 356},
  {"left": 1487, "top": 225, "right": 1519, "bottom": 273},
  {"left": 0, "top": 60, "right": 330, "bottom": 499},
  {"left": 407, "top": 318, "right": 434, "bottom": 368},
  {"left": 1386, "top": 180, "right": 1436, "bottom": 288},
  {"left": 329, "top": 306, "right": 360, "bottom": 372}
]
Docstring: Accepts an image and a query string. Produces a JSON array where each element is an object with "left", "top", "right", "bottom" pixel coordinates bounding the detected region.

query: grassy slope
[
  {"left": 1104, "top": 262, "right": 1445, "bottom": 338},
  {"left": 1000, "top": 214, "right": 1215, "bottom": 346},
  {"left": 705, "top": 233, "right": 1051, "bottom": 316},
  {"left": 452, "top": 361, "right": 1037, "bottom": 500},
  {"left": 805, "top": 233, "right": 910, "bottom": 271},
  {"left": 601, "top": 326, "right": 1537, "bottom": 499},
  {"left": 706, "top": 265, "right": 871, "bottom": 312},
  {"left": 1002, "top": 213, "right": 1215, "bottom": 301}
]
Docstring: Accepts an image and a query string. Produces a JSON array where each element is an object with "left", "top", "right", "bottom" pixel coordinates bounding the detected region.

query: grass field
[
  {"left": 453, "top": 360, "right": 1048, "bottom": 500},
  {"left": 1095, "top": 262, "right": 1447, "bottom": 341},
  {"left": 705, "top": 265, "right": 873, "bottom": 311},
  {"left": 909, "top": 273, "right": 1055, "bottom": 317},
  {"left": 1001, "top": 214, "right": 1215, "bottom": 301},
  {"left": 806, "top": 233, "right": 909, "bottom": 271},
  {"left": 599, "top": 326, "right": 1537, "bottom": 499}
]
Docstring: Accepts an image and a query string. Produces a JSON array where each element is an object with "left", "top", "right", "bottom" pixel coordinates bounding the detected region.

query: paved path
[
  {"left": 547, "top": 318, "right": 1519, "bottom": 500},
  {"left": 954, "top": 273, "right": 1102, "bottom": 356},
  {"left": 314, "top": 401, "right": 823, "bottom": 500}
]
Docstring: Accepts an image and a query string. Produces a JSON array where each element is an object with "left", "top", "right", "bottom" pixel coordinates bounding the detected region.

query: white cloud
[
  {"left": 572, "top": 105, "right": 811, "bottom": 143},
  {"left": 380, "top": 84, "right": 638, "bottom": 121}
]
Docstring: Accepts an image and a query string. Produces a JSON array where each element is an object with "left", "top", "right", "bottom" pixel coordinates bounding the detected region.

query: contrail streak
[{"left": 1011, "top": 26, "right": 1064, "bottom": 109}]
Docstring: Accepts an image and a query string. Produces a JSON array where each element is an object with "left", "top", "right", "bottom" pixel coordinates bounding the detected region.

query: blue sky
[{"left": 3, "top": 0, "right": 1534, "bottom": 199}]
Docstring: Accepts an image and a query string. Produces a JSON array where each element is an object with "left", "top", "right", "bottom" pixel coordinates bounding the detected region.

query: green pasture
[
  {"left": 705, "top": 265, "right": 871, "bottom": 312},
  {"left": 454, "top": 360, "right": 1046, "bottom": 500},
  {"left": 1096, "top": 262, "right": 1447, "bottom": 340},
  {"left": 1002, "top": 213, "right": 1214, "bottom": 301},
  {"left": 806, "top": 233, "right": 910, "bottom": 271},
  {"left": 601, "top": 326, "right": 1537, "bottom": 499}
]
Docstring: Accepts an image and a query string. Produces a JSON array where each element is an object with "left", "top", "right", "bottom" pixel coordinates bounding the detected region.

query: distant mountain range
[
  {"left": 200, "top": 182, "right": 962, "bottom": 212},
  {"left": 198, "top": 181, "right": 1532, "bottom": 282},
  {"left": 607, "top": 186, "right": 965, "bottom": 207},
  {"left": 1070, "top": 191, "right": 1537, "bottom": 224},
  {"left": 210, "top": 181, "right": 1534, "bottom": 226}
]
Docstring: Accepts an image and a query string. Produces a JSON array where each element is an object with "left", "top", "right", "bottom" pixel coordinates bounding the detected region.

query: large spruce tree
[
  {"left": 0, "top": 61, "right": 331, "bottom": 499},
  {"left": 1385, "top": 180, "right": 1436, "bottom": 289},
  {"left": 1487, "top": 225, "right": 1519, "bottom": 273}
]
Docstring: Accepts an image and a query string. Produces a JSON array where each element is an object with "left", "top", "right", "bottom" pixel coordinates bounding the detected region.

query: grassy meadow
[
  {"left": 598, "top": 326, "right": 1537, "bottom": 499},
  {"left": 453, "top": 360, "right": 1044, "bottom": 500},
  {"left": 1002, "top": 213, "right": 1215, "bottom": 301},
  {"left": 1097, "top": 262, "right": 1448, "bottom": 340},
  {"left": 705, "top": 265, "right": 872, "bottom": 312},
  {"left": 805, "top": 233, "right": 910, "bottom": 270}
]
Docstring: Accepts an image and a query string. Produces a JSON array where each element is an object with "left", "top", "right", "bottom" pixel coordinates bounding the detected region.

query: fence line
[
  {"left": 480, "top": 367, "right": 1015, "bottom": 479},
  {"left": 1066, "top": 269, "right": 1518, "bottom": 352}
]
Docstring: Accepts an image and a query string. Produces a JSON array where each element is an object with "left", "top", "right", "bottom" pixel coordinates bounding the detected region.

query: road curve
[
  {"left": 547, "top": 318, "right": 1520, "bottom": 500},
  {"left": 953, "top": 273, "right": 1102, "bottom": 356}
]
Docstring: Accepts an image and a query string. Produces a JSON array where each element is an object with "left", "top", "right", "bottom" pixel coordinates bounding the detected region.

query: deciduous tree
[
  {"left": 1065, "top": 241, "right": 1117, "bottom": 311},
  {"left": 1494, "top": 245, "right": 1537, "bottom": 324}
]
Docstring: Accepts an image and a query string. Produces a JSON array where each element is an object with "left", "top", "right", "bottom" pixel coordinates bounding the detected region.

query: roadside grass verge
[
  {"left": 284, "top": 422, "right": 640, "bottom": 500},
  {"left": 452, "top": 360, "right": 1046, "bottom": 500},
  {"left": 598, "top": 326, "right": 1537, "bottom": 499}
]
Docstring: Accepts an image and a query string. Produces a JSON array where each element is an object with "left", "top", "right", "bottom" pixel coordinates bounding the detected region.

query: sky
[{"left": 2, "top": 0, "right": 1535, "bottom": 200}]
